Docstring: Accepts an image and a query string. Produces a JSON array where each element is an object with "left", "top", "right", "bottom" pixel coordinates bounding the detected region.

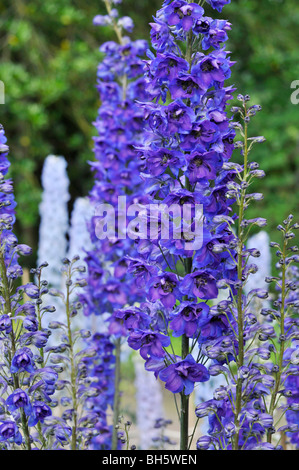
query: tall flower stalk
[
  {"left": 195, "top": 96, "right": 299, "bottom": 451},
  {"left": 79, "top": 0, "right": 150, "bottom": 450},
  {"left": 123, "top": 0, "right": 237, "bottom": 450},
  {"left": 265, "top": 219, "right": 299, "bottom": 447},
  {"left": 0, "top": 126, "right": 58, "bottom": 450}
]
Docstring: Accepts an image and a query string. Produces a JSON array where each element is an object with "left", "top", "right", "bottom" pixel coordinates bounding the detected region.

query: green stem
[
  {"left": 267, "top": 239, "right": 287, "bottom": 443},
  {"left": 180, "top": 326, "right": 190, "bottom": 450},
  {"left": 233, "top": 115, "right": 249, "bottom": 451},
  {"left": 65, "top": 273, "right": 78, "bottom": 450},
  {"left": 0, "top": 252, "right": 31, "bottom": 450},
  {"left": 36, "top": 271, "right": 45, "bottom": 367},
  {"left": 112, "top": 337, "right": 121, "bottom": 450}
]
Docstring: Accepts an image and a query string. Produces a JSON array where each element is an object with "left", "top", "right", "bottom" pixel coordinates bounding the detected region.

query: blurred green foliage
[{"left": 0, "top": 0, "right": 298, "bottom": 266}]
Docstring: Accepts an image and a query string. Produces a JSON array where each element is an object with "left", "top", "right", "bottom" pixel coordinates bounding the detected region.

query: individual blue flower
[
  {"left": 163, "top": 188, "right": 203, "bottom": 208},
  {"left": 201, "top": 19, "right": 231, "bottom": 50},
  {"left": 102, "top": 280, "right": 127, "bottom": 306},
  {"left": 148, "top": 52, "right": 189, "bottom": 83},
  {"left": 23, "top": 314, "right": 38, "bottom": 332},
  {"left": 159, "top": 354, "right": 210, "bottom": 395},
  {"left": 117, "top": 16, "right": 134, "bottom": 32},
  {"left": 149, "top": 18, "right": 176, "bottom": 52},
  {"left": 126, "top": 257, "right": 159, "bottom": 289},
  {"left": 127, "top": 329, "right": 171, "bottom": 360},
  {"left": 36, "top": 367, "right": 59, "bottom": 386},
  {"left": 22, "top": 282, "right": 40, "bottom": 299},
  {"left": 180, "top": 119, "right": 220, "bottom": 151},
  {"left": 193, "top": 50, "right": 233, "bottom": 89},
  {"left": 186, "top": 150, "right": 222, "bottom": 183},
  {"left": 168, "top": 74, "right": 204, "bottom": 100},
  {"left": 15, "top": 301, "right": 36, "bottom": 316},
  {"left": 180, "top": 270, "right": 218, "bottom": 300},
  {"left": 109, "top": 306, "right": 151, "bottom": 333},
  {"left": 163, "top": 1, "right": 204, "bottom": 31},
  {"left": 28, "top": 401, "right": 52, "bottom": 426},
  {"left": 193, "top": 16, "right": 212, "bottom": 35},
  {"left": 0, "top": 421, "right": 22, "bottom": 445},
  {"left": 169, "top": 301, "right": 210, "bottom": 338},
  {"left": 54, "top": 424, "right": 72, "bottom": 445},
  {"left": 145, "top": 148, "right": 183, "bottom": 177},
  {"left": 162, "top": 99, "right": 195, "bottom": 134},
  {"left": 196, "top": 435, "right": 215, "bottom": 450},
  {"left": 0, "top": 314, "right": 12, "bottom": 334},
  {"left": 6, "top": 389, "right": 32, "bottom": 416},
  {"left": 206, "top": 0, "right": 231, "bottom": 13},
  {"left": 198, "top": 311, "right": 232, "bottom": 345},
  {"left": 10, "top": 347, "right": 35, "bottom": 374},
  {"left": 148, "top": 272, "right": 181, "bottom": 309}
]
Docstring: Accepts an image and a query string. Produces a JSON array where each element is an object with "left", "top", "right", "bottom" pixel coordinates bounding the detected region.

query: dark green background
[{"left": 0, "top": 0, "right": 298, "bottom": 268}]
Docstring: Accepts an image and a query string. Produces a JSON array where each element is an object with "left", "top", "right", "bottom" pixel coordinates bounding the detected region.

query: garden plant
[{"left": 0, "top": 0, "right": 298, "bottom": 451}]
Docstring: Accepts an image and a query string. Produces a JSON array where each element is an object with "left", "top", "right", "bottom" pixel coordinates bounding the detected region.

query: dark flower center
[
  {"left": 201, "top": 60, "right": 215, "bottom": 72},
  {"left": 14, "top": 396, "right": 26, "bottom": 407},
  {"left": 3, "top": 426, "right": 15, "bottom": 438},
  {"left": 162, "top": 153, "right": 170, "bottom": 164},
  {"left": 179, "top": 196, "right": 191, "bottom": 205},
  {"left": 168, "top": 59, "right": 178, "bottom": 68},
  {"left": 171, "top": 108, "right": 184, "bottom": 121},
  {"left": 181, "top": 79, "right": 199, "bottom": 94},
  {"left": 182, "top": 307, "right": 194, "bottom": 319},
  {"left": 198, "top": 21, "right": 210, "bottom": 32},
  {"left": 174, "top": 7, "right": 184, "bottom": 19},
  {"left": 193, "top": 157, "right": 203, "bottom": 167},
  {"left": 145, "top": 334, "right": 155, "bottom": 344},
  {"left": 195, "top": 276, "right": 207, "bottom": 288},
  {"left": 161, "top": 280, "right": 175, "bottom": 293}
]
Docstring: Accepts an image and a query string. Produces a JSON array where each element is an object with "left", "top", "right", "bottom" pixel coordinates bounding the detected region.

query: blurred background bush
[{"left": 0, "top": 0, "right": 298, "bottom": 269}]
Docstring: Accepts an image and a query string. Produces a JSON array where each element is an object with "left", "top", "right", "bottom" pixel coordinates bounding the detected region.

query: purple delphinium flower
[
  {"left": 10, "top": 347, "right": 35, "bottom": 374},
  {"left": 109, "top": 306, "right": 151, "bottom": 334},
  {"left": 0, "top": 314, "right": 12, "bottom": 334},
  {"left": 148, "top": 272, "right": 181, "bottom": 309},
  {"left": 0, "top": 127, "right": 21, "bottom": 277},
  {"left": 201, "top": 19, "right": 231, "bottom": 50},
  {"left": 186, "top": 150, "right": 222, "bottom": 183},
  {"left": 6, "top": 389, "right": 32, "bottom": 416},
  {"left": 128, "top": 329, "right": 171, "bottom": 360},
  {"left": 78, "top": 3, "right": 153, "bottom": 450},
  {"left": 28, "top": 401, "right": 52, "bottom": 427},
  {"left": 145, "top": 148, "right": 183, "bottom": 177},
  {"left": 163, "top": 1, "right": 204, "bottom": 32},
  {"left": 169, "top": 301, "right": 210, "bottom": 338},
  {"left": 206, "top": 0, "right": 231, "bottom": 13},
  {"left": 162, "top": 99, "right": 195, "bottom": 134},
  {"left": 124, "top": 0, "right": 238, "bottom": 431},
  {"left": 126, "top": 257, "right": 159, "bottom": 289},
  {"left": 0, "top": 421, "right": 22, "bottom": 445},
  {"left": 168, "top": 73, "right": 204, "bottom": 100},
  {"left": 180, "top": 270, "right": 218, "bottom": 300},
  {"left": 159, "top": 354, "right": 210, "bottom": 395}
]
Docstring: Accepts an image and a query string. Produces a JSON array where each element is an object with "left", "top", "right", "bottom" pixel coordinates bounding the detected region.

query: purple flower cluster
[
  {"left": 0, "top": 126, "right": 24, "bottom": 279},
  {"left": 81, "top": 3, "right": 150, "bottom": 320},
  {"left": 123, "top": 0, "right": 237, "bottom": 398},
  {"left": 193, "top": 96, "right": 299, "bottom": 450},
  {"left": 0, "top": 131, "right": 104, "bottom": 450},
  {"left": 81, "top": 333, "right": 116, "bottom": 449},
  {"left": 79, "top": 0, "right": 151, "bottom": 449},
  {"left": 279, "top": 264, "right": 299, "bottom": 448},
  {"left": 0, "top": 129, "right": 59, "bottom": 449}
]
